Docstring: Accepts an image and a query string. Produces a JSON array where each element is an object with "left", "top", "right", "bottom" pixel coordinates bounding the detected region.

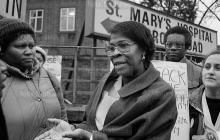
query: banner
[{"left": 85, "top": 0, "right": 217, "bottom": 55}]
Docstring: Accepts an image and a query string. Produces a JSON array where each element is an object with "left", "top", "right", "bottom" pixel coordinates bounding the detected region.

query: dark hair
[
  {"left": 203, "top": 49, "right": 220, "bottom": 65},
  {"left": 110, "top": 21, "right": 155, "bottom": 67},
  {"left": 164, "top": 26, "right": 192, "bottom": 50}
]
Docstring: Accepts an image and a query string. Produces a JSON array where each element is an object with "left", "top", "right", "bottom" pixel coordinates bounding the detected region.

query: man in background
[{"left": 164, "top": 26, "right": 202, "bottom": 94}]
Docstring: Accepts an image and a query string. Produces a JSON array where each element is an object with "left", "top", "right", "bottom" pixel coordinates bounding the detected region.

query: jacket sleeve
[{"left": 46, "top": 70, "right": 68, "bottom": 122}]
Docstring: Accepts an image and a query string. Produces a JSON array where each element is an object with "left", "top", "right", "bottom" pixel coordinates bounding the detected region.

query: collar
[
  {"left": 179, "top": 57, "right": 187, "bottom": 63},
  {"left": 165, "top": 56, "right": 186, "bottom": 63},
  {"left": 5, "top": 60, "right": 39, "bottom": 79},
  {"left": 202, "top": 90, "right": 220, "bottom": 131},
  {"left": 117, "top": 63, "right": 160, "bottom": 97},
  {"left": 189, "top": 85, "right": 205, "bottom": 114}
]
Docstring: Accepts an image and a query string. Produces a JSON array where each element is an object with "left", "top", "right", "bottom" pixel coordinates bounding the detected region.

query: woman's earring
[{"left": 142, "top": 55, "right": 145, "bottom": 61}]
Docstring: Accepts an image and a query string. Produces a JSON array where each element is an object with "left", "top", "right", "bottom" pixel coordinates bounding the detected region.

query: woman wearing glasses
[
  {"left": 190, "top": 50, "right": 220, "bottom": 140},
  {"left": 35, "top": 21, "right": 177, "bottom": 140}
]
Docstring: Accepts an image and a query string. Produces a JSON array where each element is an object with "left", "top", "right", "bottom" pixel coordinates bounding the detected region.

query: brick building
[{"left": 26, "top": 0, "right": 110, "bottom": 122}]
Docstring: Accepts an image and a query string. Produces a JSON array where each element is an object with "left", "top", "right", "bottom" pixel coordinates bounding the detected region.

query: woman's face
[
  {"left": 108, "top": 33, "right": 145, "bottom": 78},
  {"left": 202, "top": 54, "right": 220, "bottom": 89},
  {"left": 36, "top": 52, "right": 44, "bottom": 67},
  {"left": 3, "top": 34, "right": 35, "bottom": 71}
]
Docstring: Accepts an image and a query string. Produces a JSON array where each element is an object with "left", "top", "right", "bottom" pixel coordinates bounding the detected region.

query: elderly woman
[
  {"left": 36, "top": 21, "right": 177, "bottom": 140},
  {"left": 0, "top": 17, "right": 67, "bottom": 140},
  {"left": 190, "top": 50, "right": 220, "bottom": 140}
]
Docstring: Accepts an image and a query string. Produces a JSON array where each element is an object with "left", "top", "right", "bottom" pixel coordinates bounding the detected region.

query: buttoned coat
[{"left": 1, "top": 64, "right": 67, "bottom": 140}]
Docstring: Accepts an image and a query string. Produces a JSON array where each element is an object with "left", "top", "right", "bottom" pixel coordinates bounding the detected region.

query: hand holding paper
[{"left": 34, "top": 118, "right": 72, "bottom": 140}]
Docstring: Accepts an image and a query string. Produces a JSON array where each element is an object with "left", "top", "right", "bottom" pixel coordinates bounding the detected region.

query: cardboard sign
[
  {"left": 43, "top": 56, "right": 62, "bottom": 82},
  {"left": 85, "top": 0, "right": 217, "bottom": 56},
  {"left": 152, "top": 60, "right": 189, "bottom": 140}
]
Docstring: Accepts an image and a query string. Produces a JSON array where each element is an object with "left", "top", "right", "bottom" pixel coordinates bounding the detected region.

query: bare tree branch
[
  {"left": 198, "top": 0, "right": 219, "bottom": 25},
  {"left": 138, "top": 0, "right": 198, "bottom": 22}
]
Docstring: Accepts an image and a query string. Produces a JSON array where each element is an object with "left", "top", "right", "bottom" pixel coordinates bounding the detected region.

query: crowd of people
[{"left": 0, "top": 16, "right": 219, "bottom": 140}]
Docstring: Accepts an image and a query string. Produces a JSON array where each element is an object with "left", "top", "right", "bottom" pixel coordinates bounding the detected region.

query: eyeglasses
[
  {"left": 165, "top": 42, "right": 185, "bottom": 50},
  {"left": 105, "top": 41, "right": 136, "bottom": 56}
]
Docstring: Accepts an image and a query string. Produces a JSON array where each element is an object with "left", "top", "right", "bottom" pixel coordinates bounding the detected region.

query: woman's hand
[
  {"left": 34, "top": 118, "right": 73, "bottom": 140},
  {"left": 62, "top": 129, "right": 92, "bottom": 140}
]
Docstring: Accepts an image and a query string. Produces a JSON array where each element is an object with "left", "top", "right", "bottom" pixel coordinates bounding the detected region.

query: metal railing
[{"left": 40, "top": 45, "right": 204, "bottom": 104}]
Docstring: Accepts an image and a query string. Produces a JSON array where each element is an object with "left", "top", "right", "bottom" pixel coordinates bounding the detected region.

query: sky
[
  {"left": 195, "top": 0, "right": 220, "bottom": 45},
  {"left": 131, "top": 0, "right": 220, "bottom": 45}
]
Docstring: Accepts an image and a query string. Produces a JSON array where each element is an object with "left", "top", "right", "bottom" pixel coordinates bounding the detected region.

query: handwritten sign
[
  {"left": 43, "top": 56, "right": 62, "bottom": 82},
  {"left": 152, "top": 60, "right": 189, "bottom": 140}
]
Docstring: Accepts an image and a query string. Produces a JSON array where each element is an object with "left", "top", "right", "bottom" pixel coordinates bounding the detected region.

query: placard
[
  {"left": 43, "top": 56, "right": 62, "bottom": 82},
  {"left": 152, "top": 60, "right": 189, "bottom": 140}
]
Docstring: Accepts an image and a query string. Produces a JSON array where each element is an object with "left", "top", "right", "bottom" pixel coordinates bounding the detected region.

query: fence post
[{"left": 72, "top": 46, "right": 79, "bottom": 103}]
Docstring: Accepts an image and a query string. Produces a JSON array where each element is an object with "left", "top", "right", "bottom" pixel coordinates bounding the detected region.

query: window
[
  {"left": 29, "top": 9, "right": 43, "bottom": 32},
  {"left": 60, "top": 8, "right": 75, "bottom": 31}
]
